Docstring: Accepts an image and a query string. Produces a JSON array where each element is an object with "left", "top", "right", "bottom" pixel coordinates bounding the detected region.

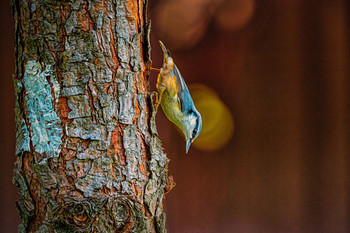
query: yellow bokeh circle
[{"left": 189, "top": 84, "right": 234, "bottom": 151}]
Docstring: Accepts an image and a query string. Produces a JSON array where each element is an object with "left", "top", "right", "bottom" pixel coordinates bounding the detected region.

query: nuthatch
[{"left": 154, "top": 41, "right": 202, "bottom": 153}]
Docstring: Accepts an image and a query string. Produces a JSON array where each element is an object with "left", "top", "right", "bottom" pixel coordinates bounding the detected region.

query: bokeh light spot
[
  {"left": 154, "top": 0, "right": 210, "bottom": 49},
  {"left": 190, "top": 84, "right": 234, "bottom": 151},
  {"left": 215, "top": 0, "right": 255, "bottom": 32}
]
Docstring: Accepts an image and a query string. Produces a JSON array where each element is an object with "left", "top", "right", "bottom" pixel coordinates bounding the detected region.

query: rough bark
[{"left": 12, "top": 0, "right": 169, "bottom": 232}]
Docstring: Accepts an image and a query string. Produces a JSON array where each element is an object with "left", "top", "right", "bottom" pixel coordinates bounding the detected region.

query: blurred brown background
[{"left": 1, "top": 0, "right": 349, "bottom": 232}]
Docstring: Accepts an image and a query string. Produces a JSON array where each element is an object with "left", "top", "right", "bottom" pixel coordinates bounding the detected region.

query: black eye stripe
[{"left": 192, "top": 118, "right": 199, "bottom": 139}]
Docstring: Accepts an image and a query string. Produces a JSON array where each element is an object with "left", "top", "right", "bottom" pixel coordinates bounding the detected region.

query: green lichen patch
[{"left": 23, "top": 60, "right": 63, "bottom": 158}]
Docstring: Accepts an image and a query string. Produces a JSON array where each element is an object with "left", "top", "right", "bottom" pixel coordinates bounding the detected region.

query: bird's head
[
  {"left": 184, "top": 109, "right": 202, "bottom": 153},
  {"left": 159, "top": 41, "right": 174, "bottom": 71}
]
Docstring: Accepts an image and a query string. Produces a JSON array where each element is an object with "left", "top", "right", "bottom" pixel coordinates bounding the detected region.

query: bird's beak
[
  {"left": 186, "top": 138, "right": 191, "bottom": 153},
  {"left": 159, "top": 41, "right": 171, "bottom": 58}
]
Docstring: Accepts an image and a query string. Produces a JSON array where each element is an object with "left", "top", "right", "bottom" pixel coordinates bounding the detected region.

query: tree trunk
[{"left": 12, "top": 0, "right": 169, "bottom": 232}]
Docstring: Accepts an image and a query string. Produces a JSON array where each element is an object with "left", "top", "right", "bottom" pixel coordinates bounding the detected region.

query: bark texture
[{"left": 12, "top": 0, "right": 169, "bottom": 232}]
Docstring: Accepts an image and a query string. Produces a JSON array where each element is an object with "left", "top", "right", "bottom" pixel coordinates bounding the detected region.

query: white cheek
[
  {"left": 190, "top": 118, "right": 196, "bottom": 126},
  {"left": 190, "top": 118, "right": 197, "bottom": 132}
]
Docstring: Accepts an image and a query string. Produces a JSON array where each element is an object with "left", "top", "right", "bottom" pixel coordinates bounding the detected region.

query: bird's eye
[{"left": 192, "top": 120, "right": 199, "bottom": 139}]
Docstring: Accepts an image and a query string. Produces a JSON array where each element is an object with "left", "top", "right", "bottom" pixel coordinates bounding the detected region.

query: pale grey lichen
[
  {"left": 96, "top": 66, "right": 113, "bottom": 83},
  {"left": 76, "top": 141, "right": 102, "bottom": 159},
  {"left": 64, "top": 37, "right": 94, "bottom": 63},
  {"left": 74, "top": 157, "right": 119, "bottom": 197},
  {"left": 144, "top": 137, "right": 168, "bottom": 216},
  {"left": 65, "top": 159, "right": 92, "bottom": 179},
  {"left": 67, "top": 94, "right": 91, "bottom": 119},
  {"left": 130, "top": 33, "right": 142, "bottom": 72},
  {"left": 66, "top": 118, "right": 106, "bottom": 140},
  {"left": 64, "top": 11, "right": 77, "bottom": 35},
  {"left": 117, "top": 72, "right": 136, "bottom": 124},
  {"left": 95, "top": 11, "right": 104, "bottom": 29},
  {"left": 115, "top": 1, "right": 130, "bottom": 68},
  {"left": 137, "top": 93, "right": 150, "bottom": 144},
  {"left": 122, "top": 125, "right": 146, "bottom": 181},
  {"left": 61, "top": 85, "right": 85, "bottom": 97},
  {"left": 23, "top": 60, "right": 62, "bottom": 157},
  {"left": 61, "top": 71, "right": 79, "bottom": 87},
  {"left": 44, "top": 65, "right": 61, "bottom": 103},
  {"left": 121, "top": 181, "right": 134, "bottom": 195}
]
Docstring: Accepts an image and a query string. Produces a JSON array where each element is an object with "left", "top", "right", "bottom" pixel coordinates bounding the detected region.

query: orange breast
[{"left": 164, "top": 74, "right": 178, "bottom": 97}]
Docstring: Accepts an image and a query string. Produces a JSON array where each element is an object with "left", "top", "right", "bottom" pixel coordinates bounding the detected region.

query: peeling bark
[{"left": 12, "top": 0, "right": 168, "bottom": 232}]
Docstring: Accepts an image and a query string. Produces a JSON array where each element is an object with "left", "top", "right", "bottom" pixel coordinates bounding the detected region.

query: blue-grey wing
[{"left": 172, "top": 64, "right": 194, "bottom": 114}]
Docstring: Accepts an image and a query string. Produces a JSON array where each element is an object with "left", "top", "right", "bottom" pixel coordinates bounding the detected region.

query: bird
[{"left": 153, "top": 41, "right": 202, "bottom": 153}]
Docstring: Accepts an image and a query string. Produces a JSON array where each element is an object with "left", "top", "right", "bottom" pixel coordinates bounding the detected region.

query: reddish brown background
[{"left": 1, "top": 0, "right": 350, "bottom": 232}]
